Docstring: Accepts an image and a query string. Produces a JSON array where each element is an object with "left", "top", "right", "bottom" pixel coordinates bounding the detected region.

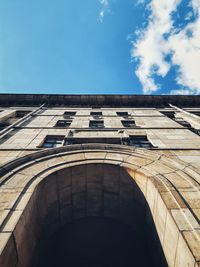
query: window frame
[
  {"left": 39, "top": 135, "right": 65, "bottom": 148},
  {"left": 54, "top": 120, "right": 72, "bottom": 128},
  {"left": 116, "top": 111, "right": 129, "bottom": 117},
  {"left": 63, "top": 111, "right": 76, "bottom": 118},
  {"left": 126, "top": 135, "right": 153, "bottom": 148},
  {"left": 121, "top": 120, "right": 136, "bottom": 128},
  {"left": 90, "top": 111, "right": 102, "bottom": 116},
  {"left": 64, "top": 137, "right": 124, "bottom": 145},
  {"left": 89, "top": 120, "right": 104, "bottom": 129}
]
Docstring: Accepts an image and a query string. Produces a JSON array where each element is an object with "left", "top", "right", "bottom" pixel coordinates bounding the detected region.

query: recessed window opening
[
  {"left": 42, "top": 135, "right": 65, "bottom": 148},
  {"left": 121, "top": 120, "right": 136, "bottom": 128},
  {"left": 0, "top": 121, "right": 11, "bottom": 130},
  {"left": 89, "top": 120, "right": 104, "bottom": 129},
  {"left": 116, "top": 112, "right": 128, "bottom": 116},
  {"left": 126, "top": 135, "right": 153, "bottom": 148},
  {"left": 55, "top": 120, "right": 72, "bottom": 128},
  {"left": 160, "top": 111, "right": 176, "bottom": 119},
  {"left": 174, "top": 118, "right": 191, "bottom": 127},
  {"left": 90, "top": 112, "right": 102, "bottom": 116},
  {"left": 16, "top": 110, "right": 31, "bottom": 118},
  {"left": 64, "top": 137, "right": 123, "bottom": 145},
  {"left": 64, "top": 111, "right": 76, "bottom": 117},
  {"left": 160, "top": 111, "right": 200, "bottom": 135}
]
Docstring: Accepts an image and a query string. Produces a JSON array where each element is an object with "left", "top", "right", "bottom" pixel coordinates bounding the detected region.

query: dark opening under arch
[{"left": 16, "top": 163, "right": 168, "bottom": 267}]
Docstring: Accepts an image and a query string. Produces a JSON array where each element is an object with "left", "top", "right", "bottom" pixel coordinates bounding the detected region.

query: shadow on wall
[{"left": 14, "top": 163, "right": 168, "bottom": 267}]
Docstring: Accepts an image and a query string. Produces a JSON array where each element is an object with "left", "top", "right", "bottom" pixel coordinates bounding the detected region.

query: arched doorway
[
  {"left": 0, "top": 145, "right": 198, "bottom": 267},
  {"left": 25, "top": 163, "right": 168, "bottom": 267}
]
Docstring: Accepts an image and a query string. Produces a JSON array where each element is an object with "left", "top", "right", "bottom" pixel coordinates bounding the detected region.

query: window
[
  {"left": 174, "top": 118, "right": 191, "bottom": 127},
  {"left": 55, "top": 120, "right": 72, "bottom": 128},
  {"left": 42, "top": 136, "right": 64, "bottom": 148},
  {"left": 125, "top": 135, "right": 153, "bottom": 148},
  {"left": 116, "top": 112, "right": 128, "bottom": 116},
  {"left": 121, "top": 120, "right": 136, "bottom": 128},
  {"left": 90, "top": 112, "right": 102, "bottom": 116},
  {"left": 64, "top": 137, "right": 122, "bottom": 145},
  {"left": 161, "top": 111, "right": 200, "bottom": 136},
  {"left": 0, "top": 121, "right": 10, "bottom": 131},
  {"left": 160, "top": 111, "right": 175, "bottom": 118},
  {"left": 16, "top": 110, "right": 31, "bottom": 118},
  {"left": 64, "top": 111, "right": 76, "bottom": 117},
  {"left": 89, "top": 120, "right": 104, "bottom": 128},
  {"left": 161, "top": 111, "right": 192, "bottom": 127}
]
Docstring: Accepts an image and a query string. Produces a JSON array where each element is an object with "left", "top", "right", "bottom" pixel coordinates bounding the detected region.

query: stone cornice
[{"left": 0, "top": 94, "right": 199, "bottom": 107}]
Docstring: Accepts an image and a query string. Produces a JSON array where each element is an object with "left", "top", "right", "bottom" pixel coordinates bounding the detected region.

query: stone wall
[{"left": 0, "top": 145, "right": 199, "bottom": 267}]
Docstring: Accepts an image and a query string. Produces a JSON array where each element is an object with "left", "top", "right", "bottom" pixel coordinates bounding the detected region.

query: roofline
[{"left": 0, "top": 93, "right": 199, "bottom": 107}]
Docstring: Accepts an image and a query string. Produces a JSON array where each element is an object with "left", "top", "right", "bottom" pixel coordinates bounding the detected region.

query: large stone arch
[{"left": 0, "top": 144, "right": 199, "bottom": 267}]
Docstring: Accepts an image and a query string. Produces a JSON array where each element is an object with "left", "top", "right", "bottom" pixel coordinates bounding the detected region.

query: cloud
[
  {"left": 136, "top": 0, "right": 146, "bottom": 5},
  {"left": 131, "top": 0, "right": 200, "bottom": 94},
  {"left": 98, "top": 0, "right": 109, "bottom": 23}
]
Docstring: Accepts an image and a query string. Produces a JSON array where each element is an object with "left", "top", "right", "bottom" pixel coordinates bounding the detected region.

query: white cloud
[
  {"left": 98, "top": 0, "right": 109, "bottom": 23},
  {"left": 132, "top": 0, "right": 200, "bottom": 94},
  {"left": 136, "top": 0, "right": 146, "bottom": 5}
]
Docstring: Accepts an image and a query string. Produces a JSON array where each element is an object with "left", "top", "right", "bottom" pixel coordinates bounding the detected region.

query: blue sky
[{"left": 0, "top": 0, "right": 199, "bottom": 95}]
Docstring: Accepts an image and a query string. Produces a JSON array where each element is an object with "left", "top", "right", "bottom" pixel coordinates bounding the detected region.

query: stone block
[
  {"left": 0, "top": 209, "right": 10, "bottom": 228},
  {"left": 165, "top": 172, "right": 195, "bottom": 189},
  {"left": 146, "top": 180, "right": 157, "bottom": 217},
  {"left": 171, "top": 209, "right": 199, "bottom": 231},
  {"left": 13, "top": 212, "right": 35, "bottom": 267},
  {"left": 103, "top": 164, "right": 119, "bottom": 193},
  {"left": 14, "top": 192, "right": 32, "bottom": 210},
  {"left": 2, "top": 210, "right": 23, "bottom": 232},
  {"left": 181, "top": 191, "right": 200, "bottom": 209},
  {"left": 72, "top": 166, "right": 86, "bottom": 193},
  {"left": 103, "top": 192, "right": 119, "bottom": 218},
  {"left": 87, "top": 183, "right": 103, "bottom": 216},
  {"left": 57, "top": 168, "right": 71, "bottom": 190},
  {"left": 86, "top": 163, "right": 103, "bottom": 183},
  {"left": 163, "top": 213, "right": 179, "bottom": 267},
  {"left": 154, "top": 194, "right": 167, "bottom": 245},
  {"left": 133, "top": 171, "right": 148, "bottom": 196},
  {"left": 43, "top": 174, "right": 58, "bottom": 206},
  {"left": 183, "top": 230, "right": 200, "bottom": 262},
  {"left": 160, "top": 190, "right": 186, "bottom": 209},
  {"left": 0, "top": 233, "right": 17, "bottom": 267},
  {"left": 175, "top": 234, "right": 195, "bottom": 267},
  {"left": 59, "top": 186, "right": 71, "bottom": 207},
  {"left": 72, "top": 192, "right": 86, "bottom": 210},
  {"left": 60, "top": 205, "right": 72, "bottom": 225}
]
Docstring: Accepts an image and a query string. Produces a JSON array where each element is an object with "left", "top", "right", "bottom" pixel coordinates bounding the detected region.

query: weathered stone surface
[
  {"left": 0, "top": 105, "right": 200, "bottom": 267},
  {"left": 103, "top": 192, "right": 119, "bottom": 218},
  {"left": 87, "top": 183, "right": 103, "bottom": 216},
  {"left": 0, "top": 233, "right": 17, "bottom": 267},
  {"left": 175, "top": 234, "right": 195, "bottom": 267},
  {"left": 86, "top": 163, "right": 103, "bottom": 183},
  {"left": 163, "top": 213, "right": 180, "bottom": 267},
  {"left": 183, "top": 230, "right": 200, "bottom": 261},
  {"left": 171, "top": 208, "right": 199, "bottom": 231},
  {"left": 154, "top": 194, "right": 168, "bottom": 245},
  {"left": 57, "top": 168, "right": 72, "bottom": 189},
  {"left": 103, "top": 165, "right": 119, "bottom": 193}
]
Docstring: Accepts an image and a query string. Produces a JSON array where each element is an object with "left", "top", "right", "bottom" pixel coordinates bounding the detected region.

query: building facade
[{"left": 0, "top": 94, "right": 200, "bottom": 267}]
